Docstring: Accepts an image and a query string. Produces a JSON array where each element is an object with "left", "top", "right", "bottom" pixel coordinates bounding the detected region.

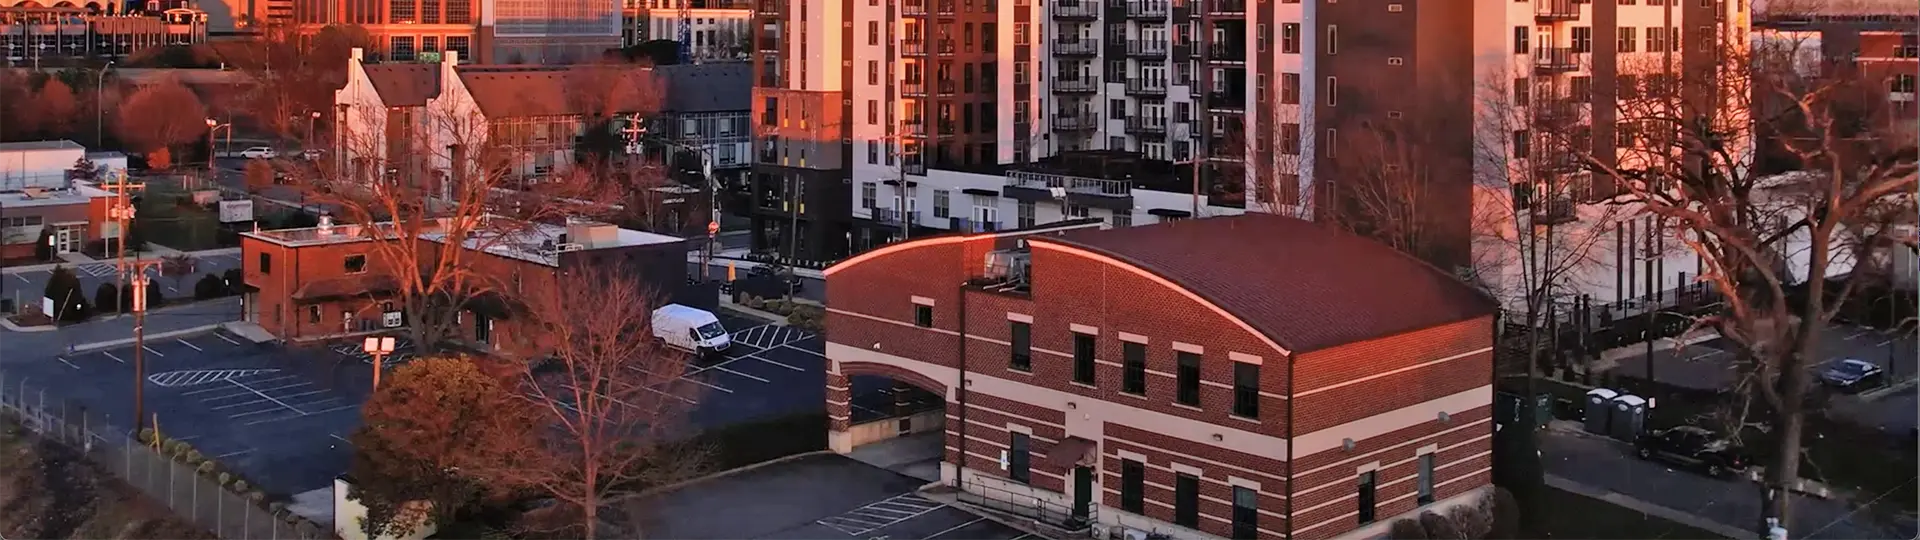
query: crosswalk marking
[{"left": 816, "top": 494, "right": 948, "bottom": 536}]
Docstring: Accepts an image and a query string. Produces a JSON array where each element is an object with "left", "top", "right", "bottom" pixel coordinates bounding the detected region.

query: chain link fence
[{"left": 0, "top": 371, "right": 331, "bottom": 540}]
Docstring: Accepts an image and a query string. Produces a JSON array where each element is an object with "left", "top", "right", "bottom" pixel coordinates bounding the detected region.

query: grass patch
[
  {"left": 687, "top": 412, "right": 827, "bottom": 471},
  {"left": 1534, "top": 485, "right": 1729, "bottom": 539},
  {"left": 135, "top": 192, "right": 237, "bottom": 251}
]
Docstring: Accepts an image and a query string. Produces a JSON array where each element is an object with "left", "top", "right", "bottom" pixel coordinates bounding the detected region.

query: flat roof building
[{"left": 822, "top": 213, "right": 1499, "bottom": 540}]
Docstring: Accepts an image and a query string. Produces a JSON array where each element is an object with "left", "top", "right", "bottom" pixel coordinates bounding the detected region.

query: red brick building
[
  {"left": 240, "top": 216, "right": 688, "bottom": 350},
  {"left": 822, "top": 214, "right": 1500, "bottom": 540}
]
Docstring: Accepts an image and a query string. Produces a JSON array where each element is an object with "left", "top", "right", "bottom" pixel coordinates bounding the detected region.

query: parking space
[
  {"left": 633, "top": 453, "right": 1030, "bottom": 540},
  {"left": 10, "top": 329, "right": 368, "bottom": 496}
]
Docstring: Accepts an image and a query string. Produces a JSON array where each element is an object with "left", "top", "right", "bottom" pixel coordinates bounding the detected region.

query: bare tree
[
  {"left": 238, "top": 23, "right": 373, "bottom": 140},
  {"left": 481, "top": 263, "right": 707, "bottom": 539},
  {"left": 1569, "top": 29, "right": 1917, "bottom": 535},
  {"left": 115, "top": 77, "right": 208, "bottom": 166}
]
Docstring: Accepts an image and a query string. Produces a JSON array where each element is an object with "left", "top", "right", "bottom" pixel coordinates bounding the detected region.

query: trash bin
[
  {"left": 1610, "top": 394, "right": 1648, "bottom": 441},
  {"left": 1584, "top": 388, "right": 1618, "bottom": 434}
]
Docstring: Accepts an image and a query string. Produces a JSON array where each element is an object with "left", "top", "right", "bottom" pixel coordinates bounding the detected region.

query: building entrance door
[
  {"left": 53, "top": 226, "right": 80, "bottom": 254},
  {"left": 1071, "top": 465, "right": 1093, "bottom": 523}
]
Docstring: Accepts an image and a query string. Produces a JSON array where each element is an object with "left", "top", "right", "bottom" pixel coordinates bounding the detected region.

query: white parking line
[
  {"left": 58, "top": 357, "right": 80, "bottom": 370},
  {"left": 215, "top": 449, "right": 254, "bottom": 459},
  {"left": 714, "top": 366, "right": 770, "bottom": 383},
  {"left": 299, "top": 404, "right": 360, "bottom": 417},
  {"left": 215, "top": 334, "right": 242, "bottom": 346},
  {"left": 782, "top": 343, "right": 826, "bottom": 359},
  {"left": 177, "top": 339, "right": 203, "bottom": 351},
  {"left": 924, "top": 517, "right": 987, "bottom": 540},
  {"left": 11, "top": 273, "right": 26, "bottom": 282},
  {"left": 102, "top": 351, "right": 125, "bottom": 364},
  {"left": 142, "top": 345, "right": 166, "bottom": 357},
  {"left": 228, "top": 379, "right": 306, "bottom": 415},
  {"left": 330, "top": 434, "right": 353, "bottom": 446}
]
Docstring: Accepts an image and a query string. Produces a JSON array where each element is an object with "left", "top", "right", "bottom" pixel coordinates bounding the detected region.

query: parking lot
[
  {"left": 6, "top": 328, "right": 373, "bottom": 496},
  {"left": 6, "top": 251, "right": 242, "bottom": 304},
  {"left": 633, "top": 453, "right": 1032, "bottom": 540},
  {"left": 670, "top": 312, "right": 831, "bottom": 428}
]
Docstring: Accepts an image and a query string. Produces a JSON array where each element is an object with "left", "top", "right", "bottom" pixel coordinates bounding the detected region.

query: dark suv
[{"left": 1634, "top": 426, "right": 1750, "bottom": 478}]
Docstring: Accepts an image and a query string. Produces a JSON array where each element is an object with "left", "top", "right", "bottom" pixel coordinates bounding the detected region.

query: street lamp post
[
  {"left": 130, "top": 272, "right": 151, "bottom": 432},
  {"left": 96, "top": 60, "right": 113, "bottom": 147},
  {"left": 306, "top": 111, "right": 320, "bottom": 150},
  {"left": 364, "top": 336, "right": 396, "bottom": 389},
  {"left": 205, "top": 118, "right": 232, "bottom": 172}
]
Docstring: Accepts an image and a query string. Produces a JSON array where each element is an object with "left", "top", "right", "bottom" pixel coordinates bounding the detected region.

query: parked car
[
  {"left": 746, "top": 263, "right": 804, "bottom": 295},
  {"left": 1634, "top": 425, "right": 1750, "bottom": 478},
  {"left": 1816, "top": 358, "right": 1884, "bottom": 392},
  {"left": 301, "top": 149, "right": 325, "bottom": 161},
  {"left": 240, "top": 146, "right": 278, "bottom": 159}
]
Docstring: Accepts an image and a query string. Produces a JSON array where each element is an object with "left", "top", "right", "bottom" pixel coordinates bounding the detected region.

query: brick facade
[{"left": 824, "top": 226, "right": 1496, "bottom": 540}]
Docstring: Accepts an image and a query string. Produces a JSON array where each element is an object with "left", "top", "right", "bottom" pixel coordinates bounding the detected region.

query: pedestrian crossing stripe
[{"left": 148, "top": 369, "right": 281, "bottom": 387}]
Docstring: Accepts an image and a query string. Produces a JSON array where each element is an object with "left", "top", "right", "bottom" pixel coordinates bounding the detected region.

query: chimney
[
  {"left": 442, "top": 49, "right": 459, "bottom": 66},
  {"left": 317, "top": 214, "right": 335, "bottom": 235},
  {"left": 349, "top": 47, "right": 363, "bottom": 62}
]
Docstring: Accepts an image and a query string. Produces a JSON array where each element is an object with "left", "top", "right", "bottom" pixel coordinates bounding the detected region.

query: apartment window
[
  {"left": 307, "top": 305, "right": 321, "bottom": 324},
  {"left": 868, "top": 21, "right": 879, "bottom": 45},
  {"left": 1647, "top": 26, "right": 1664, "bottom": 52},
  {"left": 1894, "top": 74, "right": 1918, "bottom": 94},
  {"left": 390, "top": 36, "right": 415, "bottom": 61},
  {"left": 1326, "top": 128, "right": 1338, "bottom": 157},
  {"left": 1173, "top": 473, "right": 1200, "bottom": 527},
  {"left": 1514, "top": 78, "right": 1529, "bottom": 107},
  {"left": 914, "top": 304, "right": 934, "bottom": 327},
  {"left": 1618, "top": 74, "right": 1640, "bottom": 99},
  {"left": 1326, "top": 76, "right": 1338, "bottom": 105},
  {"left": 257, "top": 253, "right": 271, "bottom": 274},
  {"left": 1175, "top": 102, "right": 1191, "bottom": 123},
  {"left": 868, "top": 62, "right": 879, "bottom": 86},
  {"left": 1281, "top": 72, "right": 1299, "bottom": 104},
  {"left": 1257, "top": 23, "right": 1268, "bottom": 52},
  {"left": 344, "top": 254, "right": 368, "bottom": 274},
  {"left": 1017, "top": 200, "right": 1036, "bottom": 227},
  {"left": 1072, "top": 332, "right": 1096, "bottom": 384},
  {"left": 1513, "top": 26, "right": 1528, "bottom": 54},
  {"left": 1112, "top": 211, "right": 1132, "bottom": 228},
  {"left": 1009, "top": 432, "right": 1032, "bottom": 483},
  {"left": 1281, "top": 23, "right": 1299, "bottom": 53},
  {"left": 1232, "top": 486, "right": 1259, "bottom": 540},
  {"left": 1326, "top": 25, "right": 1338, "bottom": 54},
  {"left": 1617, "top": 27, "right": 1637, "bottom": 53},
  {"left": 1572, "top": 26, "right": 1592, "bottom": 53},
  {"left": 964, "top": 64, "right": 976, "bottom": 93},
  {"left": 1417, "top": 453, "right": 1437, "bottom": 505},
  {"left": 1232, "top": 361, "right": 1259, "bottom": 418},
  {"left": 1572, "top": 76, "right": 1592, "bottom": 102},
  {"left": 1513, "top": 130, "right": 1530, "bottom": 159},
  {"left": 1175, "top": 351, "right": 1201, "bottom": 406},
  {"left": 1010, "top": 321, "right": 1033, "bottom": 371},
  {"left": 867, "top": 141, "right": 879, "bottom": 164},
  {"left": 983, "top": 23, "right": 996, "bottom": 52},
  {"left": 933, "top": 190, "right": 951, "bottom": 219},
  {"left": 1120, "top": 459, "right": 1146, "bottom": 513},
  {"left": 1281, "top": 123, "right": 1300, "bottom": 154},
  {"left": 862, "top": 182, "right": 877, "bottom": 209},
  {"left": 1358, "top": 471, "right": 1378, "bottom": 524}
]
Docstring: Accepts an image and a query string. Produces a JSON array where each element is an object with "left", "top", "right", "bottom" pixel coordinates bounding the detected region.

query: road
[
  {"left": 688, "top": 260, "right": 826, "bottom": 303},
  {"left": 1542, "top": 428, "right": 1908, "bottom": 539}
]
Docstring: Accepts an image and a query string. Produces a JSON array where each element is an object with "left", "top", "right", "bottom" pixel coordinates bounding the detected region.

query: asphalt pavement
[
  {"left": 631, "top": 453, "right": 1032, "bottom": 540},
  {"left": 1542, "top": 428, "right": 1907, "bottom": 539},
  {"left": 3, "top": 251, "right": 243, "bottom": 311}
]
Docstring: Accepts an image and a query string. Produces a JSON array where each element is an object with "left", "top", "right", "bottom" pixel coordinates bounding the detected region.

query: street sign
[{"left": 707, "top": 221, "right": 719, "bottom": 236}]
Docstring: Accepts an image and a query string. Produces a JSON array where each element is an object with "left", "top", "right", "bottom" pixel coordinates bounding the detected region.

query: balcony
[
  {"left": 1051, "top": 112, "right": 1098, "bottom": 131},
  {"left": 1207, "top": 0, "right": 1245, "bottom": 14},
  {"left": 1531, "top": 196, "right": 1576, "bottom": 225},
  {"left": 1534, "top": 0, "right": 1579, "bottom": 21},
  {"left": 1052, "top": 76, "right": 1100, "bottom": 93},
  {"left": 1054, "top": 38, "right": 1098, "bottom": 56},
  {"left": 949, "top": 217, "right": 1002, "bottom": 232},
  {"left": 757, "top": 0, "right": 779, "bottom": 13},
  {"left": 1533, "top": 47, "right": 1577, "bottom": 73},
  {"left": 1124, "top": 116, "right": 1168, "bottom": 135},
  {"left": 902, "top": 80, "right": 927, "bottom": 96},
  {"left": 1126, "top": 0, "right": 1168, "bottom": 19},
  {"left": 1126, "top": 40, "right": 1167, "bottom": 57},
  {"left": 1006, "top": 171, "right": 1132, "bottom": 197},
  {"left": 1208, "top": 42, "right": 1245, "bottom": 62},
  {"left": 902, "top": 40, "right": 926, "bottom": 56},
  {"left": 902, "top": 0, "right": 926, "bottom": 15},
  {"left": 936, "top": 80, "right": 957, "bottom": 96},
  {"left": 1206, "top": 90, "right": 1246, "bottom": 110},
  {"left": 906, "top": 119, "right": 928, "bottom": 137},
  {"left": 1533, "top": 99, "right": 1581, "bottom": 125},
  {"left": 937, "top": 39, "right": 955, "bottom": 55},
  {"left": 935, "top": 0, "right": 955, "bottom": 14},
  {"left": 1125, "top": 78, "right": 1168, "bottom": 96},
  {"left": 875, "top": 208, "right": 921, "bottom": 226},
  {"left": 903, "top": 158, "right": 927, "bottom": 175},
  {"left": 1052, "top": 1, "right": 1099, "bottom": 20},
  {"left": 1531, "top": 150, "right": 1581, "bottom": 173}
]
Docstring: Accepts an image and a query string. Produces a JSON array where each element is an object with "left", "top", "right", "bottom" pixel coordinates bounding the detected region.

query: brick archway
[
  {"left": 825, "top": 360, "right": 952, "bottom": 453},
  {"left": 837, "top": 360, "right": 949, "bottom": 397}
]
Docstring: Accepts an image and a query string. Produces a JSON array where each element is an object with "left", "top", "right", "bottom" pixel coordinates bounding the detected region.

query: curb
[
  {"left": 0, "top": 317, "right": 57, "bottom": 333},
  {"left": 1544, "top": 474, "right": 1751, "bottom": 540},
  {"left": 634, "top": 450, "right": 836, "bottom": 499},
  {"left": 1859, "top": 377, "right": 1919, "bottom": 402},
  {"left": 69, "top": 324, "right": 222, "bottom": 354},
  {"left": 915, "top": 483, "right": 1062, "bottom": 540}
]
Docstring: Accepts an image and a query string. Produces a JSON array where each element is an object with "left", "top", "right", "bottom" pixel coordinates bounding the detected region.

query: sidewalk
[
  {"left": 1543, "top": 474, "right": 1752, "bottom": 540},
  {"left": 1, "top": 247, "right": 241, "bottom": 275}
]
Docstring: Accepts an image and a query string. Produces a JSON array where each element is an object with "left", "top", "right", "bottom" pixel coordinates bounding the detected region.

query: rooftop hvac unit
[
  {"left": 982, "top": 249, "right": 1031, "bottom": 285},
  {"left": 382, "top": 311, "right": 403, "bottom": 328}
]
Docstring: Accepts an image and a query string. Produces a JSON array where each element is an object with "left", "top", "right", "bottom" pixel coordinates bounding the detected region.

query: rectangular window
[
  {"left": 1120, "top": 459, "right": 1146, "bottom": 512},
  {"left": 1326, "top": 76, "right": 1338, "bottom": 106},
  {"left": 1325, "top": 25, "right": 1338, "bottom": 54},
  {"left": 1281, "top": 23, "right": 1299, "bottom": 53},
  {"left": 1417, "top": 453, "right": 1436, "bottom": 505},
  {"left": 1358, "top": 471, "right": 1378, "bottom": 524},
  {"left": 1010, "top": 321, "right": 1032, "bottom": 371},
  {"left": 1176, "top": 351, "right": 1201, "bottom": 406},
  {"left": 1173, "top": 473, "right": 1200, "bottom": 527},
  {"left": 933, "top": 190, "right": 951, "bottom": 219},
  {"left": 1281, "top": 123, "right": 1301, "bottom": 154},
  {"left": 868, "top": 20, "right": 879, "bottom": 45},
  {"left": 1571, "top": 75, "right": 1592, "bottom": 102},
  {"left": 914, "top": 304, "right": 934, "bottom": 327},
  {"left": 258, "top": 253, "right": 272, "bottom": 274},
  {"left": 1572, "top": 26, "right": 1592, "bottom": 53},
  {"left": 1232, "top": 361, "right": 1259, "bottom": 418},
  {"left": 344, "top": 254, "right": 368, "bottom": 274},
  {"left": 862, "top": 182, "right": 878, "bottom": 209},
  {"left": 1232, "top": 486, "right": 1259, "bottom": 540},
  {"left": 1281, "top": 72, "right": 1299, "bottom": 104},
  {"left": 1120, "top": 341, "right": 1147, "bottom": 394},
  {"left": 1514, "top": 77, "right": 1530, "bottom": 107},
  {"left": 306, "top": 304, "right": 321, "bottom": 324},
  {"left": 1009, "top": 432, "right": 1032, "bottom": 483},
  {"left": 1513, "top": 26, "right": 1528, "bottom": 54},
  {"left": 1072, "top": 332, "right": 1096, "bottom": 384},
  {"left": 1617, "top": 27, "right": 1637, "bottom": 53},
  {"left": 1017, "top": 200, "right": 1036, "bottom": 228},
  {"left": 1513, "top": 129, "right": 1530, "bottom": 159}
]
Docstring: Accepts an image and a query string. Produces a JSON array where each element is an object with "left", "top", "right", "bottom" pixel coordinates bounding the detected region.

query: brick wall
[
  {"left": 1292, "top": 317, "right": 1492, "bottom": 434},
  {"left": 1103, "top": 423, "right": 1291, "bottom": 539},
  {"left": 1288, "top": 405, "right": 1495, "bottom": 538}
]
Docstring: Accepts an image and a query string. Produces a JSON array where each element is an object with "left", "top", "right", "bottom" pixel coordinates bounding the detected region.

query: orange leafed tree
[
  {"left": 115, "top": 78, "right": 208, "bottom": 164},
  {"left": 479, "top": 263, "right": 707, "bottom": 539},
  {"left": 35, "top": 78, "right": 79, "bottom": 139}
]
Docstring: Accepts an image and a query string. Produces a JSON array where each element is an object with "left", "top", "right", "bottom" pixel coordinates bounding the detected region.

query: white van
[{"left": 652, "top": 304, "right": 731, "bottom": 354}]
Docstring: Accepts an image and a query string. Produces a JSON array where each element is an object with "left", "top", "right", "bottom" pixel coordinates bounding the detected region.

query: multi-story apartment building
[
  {"left": 0, "top": 1, "right": 208, "bottom": 66},
  {"left": 624, "top": 3, "right": 750, "bottom": 61},
  {"left": 1752, "top": 7, "right": 1917, "bottom": 174},
  {"left": 288, "top": 0, "right": 620, "bottom": 64},
  {"left": 823, "top": 213, "right": 1500, "bottom": 540},
  {"left": 239, "top": 215, "right": 688, "bottom": 347}
]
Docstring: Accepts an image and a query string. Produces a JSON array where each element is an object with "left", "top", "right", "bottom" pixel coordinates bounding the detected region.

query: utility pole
[
  {"left": 101, "top": 171, "right": 146, "bottom": 314},
  {"left": 124, "top": 257, "right": 162, "bottom": 433}
]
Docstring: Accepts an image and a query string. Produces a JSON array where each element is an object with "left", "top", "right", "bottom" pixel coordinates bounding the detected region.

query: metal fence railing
[
  {"left": 0, "top": 371, "right": 331, "bottom": 540},
  {"left": 958, "top": 477, "right": 1095, "bottom": 533}
]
